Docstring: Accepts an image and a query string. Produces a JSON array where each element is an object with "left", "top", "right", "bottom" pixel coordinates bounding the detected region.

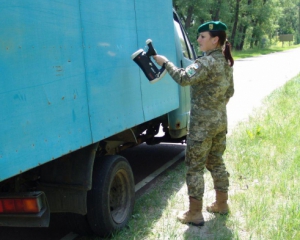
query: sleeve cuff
[{"left": 162, "top": 61, "right": 170, "bottom": 68}]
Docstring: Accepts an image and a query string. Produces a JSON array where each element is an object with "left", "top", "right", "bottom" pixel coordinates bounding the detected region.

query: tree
[
  {"left": 173, "top": 0, "right": 233, "bottom": 52},
  {"left": 172, "top": 0, "right": 300, "bottom": 50},
  {"left": 230, "top": 0, "right": 241, "bottom": 49}
]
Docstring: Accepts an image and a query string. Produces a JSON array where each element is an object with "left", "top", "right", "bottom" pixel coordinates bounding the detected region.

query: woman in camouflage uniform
[{"left": 153, "top": 21, "right": 234, "bottom": 226}]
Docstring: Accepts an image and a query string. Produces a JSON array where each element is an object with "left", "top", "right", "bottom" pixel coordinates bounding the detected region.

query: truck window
[{"left": 173, "top": 13, "right": 195, "bottom": 60}]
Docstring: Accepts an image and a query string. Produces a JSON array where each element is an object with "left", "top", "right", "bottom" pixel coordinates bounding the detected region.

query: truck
[{"left": 0, "top": 0, "right": 196, "bottom": 237}]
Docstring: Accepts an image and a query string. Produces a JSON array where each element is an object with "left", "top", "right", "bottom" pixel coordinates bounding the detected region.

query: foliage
[
  {"left": 172, "top": 0, "right": 300, "bottom": 50},
  {"left": 278, "top": 6, "right": 298, "bottom": 34}
]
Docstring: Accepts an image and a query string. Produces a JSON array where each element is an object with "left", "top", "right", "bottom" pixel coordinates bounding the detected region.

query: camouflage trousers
[{"left": 185, "top": 130, "right": 229, "bottom": 200}]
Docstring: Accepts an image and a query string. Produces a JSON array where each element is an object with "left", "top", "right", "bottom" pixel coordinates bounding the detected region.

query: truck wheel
[{"left": 87, "top": 155, "right": 135, "bottom": 237}]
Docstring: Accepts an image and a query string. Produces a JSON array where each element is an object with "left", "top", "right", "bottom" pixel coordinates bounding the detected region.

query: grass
[
  {"left": 225, "top": 74, "right": 300, "bottom": 239},
  {"left": 233, "top": 43, "right": 300, "bottom": 60}
]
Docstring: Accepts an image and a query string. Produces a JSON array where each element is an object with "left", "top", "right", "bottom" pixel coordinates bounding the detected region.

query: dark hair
[{"left": 209, "top": 31, "right": 234, "bottom": 67}]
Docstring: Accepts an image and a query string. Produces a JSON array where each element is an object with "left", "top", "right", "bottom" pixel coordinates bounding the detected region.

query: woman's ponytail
[
  {"left": 224, "top": 40, "right": 234, "bottom": 67},
  {"left": 209, "top": 31, "right": 234, "bottom": 67}
]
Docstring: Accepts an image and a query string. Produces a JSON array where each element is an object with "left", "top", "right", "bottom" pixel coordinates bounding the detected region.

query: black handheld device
[{"left": 131, "top": 39, "right": 167, "bottom": 83}]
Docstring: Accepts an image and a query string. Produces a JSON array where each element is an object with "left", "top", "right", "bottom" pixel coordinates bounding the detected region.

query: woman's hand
[{"left": 153, "top": 55, "right": 169, "bottom": 66}]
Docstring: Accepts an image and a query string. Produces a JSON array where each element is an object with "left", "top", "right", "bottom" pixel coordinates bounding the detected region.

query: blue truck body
[{"left": 0, "top": 0, "right": 195, "bottom": 236}]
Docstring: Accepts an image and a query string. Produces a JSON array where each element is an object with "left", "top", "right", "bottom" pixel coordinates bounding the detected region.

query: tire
[{"left": 87, "top": 155, "right": 135, "bottom": 237}]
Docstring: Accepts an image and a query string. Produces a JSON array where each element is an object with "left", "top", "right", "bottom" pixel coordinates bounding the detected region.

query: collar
[{"left": 205, "top": 48, "right": 222, "bottom": 56}]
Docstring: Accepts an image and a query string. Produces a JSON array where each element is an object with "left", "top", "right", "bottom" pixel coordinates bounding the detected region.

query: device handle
[{"left": 145, "top": 39, "right": 157, "bottom": 57}]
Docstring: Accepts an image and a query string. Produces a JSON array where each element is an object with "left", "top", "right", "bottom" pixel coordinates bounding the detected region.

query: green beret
[{"left": 197, "top": 21, "right": 227, "bottom": 33}]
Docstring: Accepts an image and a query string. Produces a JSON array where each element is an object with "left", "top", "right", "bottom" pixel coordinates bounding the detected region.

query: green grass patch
[
  {"left": 233, "top": 44, "right": 300, "bottom": 60},
  {"left": 226, "top": 74, "right": 300, "bottom": 239}
]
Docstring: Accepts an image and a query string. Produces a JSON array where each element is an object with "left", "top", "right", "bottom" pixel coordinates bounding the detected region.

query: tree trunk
[
  {"left": 250, "top": 36, "right": 254, "bottom": 48},
  {"left": 237, "top": 25, "right": 248, "bottom": 50},
  {"left": 212, "top": 0, "right": 221, "bottom": 20},
  {"left": 231, "top": 0, "right": 241, "bottom": 48},
  {"left": 299, "top": 2, "right": 300, "bottom": 43},
  {"left": 185, "top": 6, "right": 194, "bottom": 29},
  {"left": 234, "top": 0, "right": 252, "bottom": 50}
]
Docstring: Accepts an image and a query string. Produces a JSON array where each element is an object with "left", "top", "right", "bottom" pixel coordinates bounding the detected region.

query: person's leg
[
  {"left": 185, "top": 138, "right": 212, "bottom": 199},
  {"left": 205, "top": 130, "right": 229, "bottom": 214},
  {"left": 177, "top": 138, "right": 212, "bottom": 226}
]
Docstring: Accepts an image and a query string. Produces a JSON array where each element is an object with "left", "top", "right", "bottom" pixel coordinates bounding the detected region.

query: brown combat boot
[
  {"left": 177, "top": 196, "right": 204, "bottom": 226},
  {"left": 206, "top": 190, "right": 229, "bottom": 214}
]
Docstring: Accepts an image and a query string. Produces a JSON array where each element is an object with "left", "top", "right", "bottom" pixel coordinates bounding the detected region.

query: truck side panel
[
  {"left": 0, "top": 0, "right": 181, "bottom": 181},
  {"left": 81, "top": 0, "right": 179, "bottom": 142},
  {"left": 80, "top": 0, "right": 144, "bottom": 140},
  {"left": 134, "top": 1, "right": 179, "bottom": 122},
  {"left": 0, "top": 1, "right": 92, "bottom": 181}
]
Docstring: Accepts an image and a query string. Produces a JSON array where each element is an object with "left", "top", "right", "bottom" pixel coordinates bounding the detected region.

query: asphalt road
[{"left": 1, "top": 47, "right": 300, "bottom": 240}]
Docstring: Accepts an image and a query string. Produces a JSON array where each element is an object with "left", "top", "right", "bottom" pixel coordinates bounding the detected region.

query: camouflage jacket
[{"left": 165, "top": 49, "right": 234, "bottom": 141}]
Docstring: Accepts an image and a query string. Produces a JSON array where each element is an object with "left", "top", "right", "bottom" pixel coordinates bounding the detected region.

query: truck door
[
  {"left": 133, "top": 1, "right": 180, "bottom": 123},
  {"left": 168, "top": 11, "right": 196, "bottom": 139}
]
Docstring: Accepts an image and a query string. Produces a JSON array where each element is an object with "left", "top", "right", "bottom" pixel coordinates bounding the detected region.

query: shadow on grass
[{"left": 183, "top": 214, "right": 233, "bottom": 240}]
